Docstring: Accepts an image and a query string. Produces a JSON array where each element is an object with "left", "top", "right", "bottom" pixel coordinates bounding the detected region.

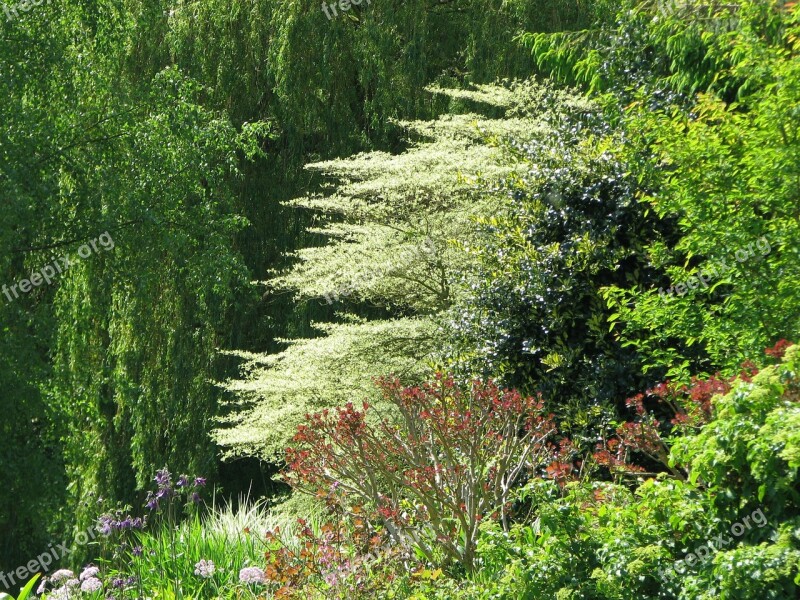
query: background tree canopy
[
  {"left": 0, "top": 0, "right": 600, "bottom": 572},
  {"left": 1, "top": 0, "right": 798, "bottom": 597}
]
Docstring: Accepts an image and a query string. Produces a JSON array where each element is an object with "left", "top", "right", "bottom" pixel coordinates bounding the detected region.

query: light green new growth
[
  {"left": 217, "top": 82, "right": 591, "bottom": 460},
  {"left": 216, "top": 317, "right": 436, "bottom": 460},
  {"left": 275, "top": 113, "right": 547, "bottom": 312}
]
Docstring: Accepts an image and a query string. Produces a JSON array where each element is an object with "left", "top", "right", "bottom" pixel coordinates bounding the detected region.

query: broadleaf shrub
[
  {"left": 443, "top": 89, "right": 670, "bottom": 446},
  {"left": 427, "top": 344, "right": 800, "bottom": 599},
  {"left": 285, "top": 375, "right": 560, "bottom": 572}
]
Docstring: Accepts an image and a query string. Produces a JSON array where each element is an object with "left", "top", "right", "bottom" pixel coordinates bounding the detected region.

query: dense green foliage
[
  {"left": 443, "top": 86, "right": 662, "bottom": 432},
  {"left": 2, "top": 0, "right": 799, "bottom": 597},
  {"left": 604, "top": 71, "right": 800, "bottom": 379},
  {"left": 436, "top": 345, "right": 800, "bottom": 599},
  {"left": 520, "top": 0, "right": 800, "bottom": 383},
  {"left": 0, "top": 0, "right": 595, "bottom": 578},
  {"left": 1, "top": 0, "right": 261, "bottom": 566}
]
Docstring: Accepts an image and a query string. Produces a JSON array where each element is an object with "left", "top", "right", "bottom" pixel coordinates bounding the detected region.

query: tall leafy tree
[
  {"left": 0, "top": 0, "right": 267, "bottom": 563},
  {"left": 522, "top": 0, "right": 800, "bottom": 379},
  {"left": 216, "top": 82, "right": 591, "bottom": 459}
]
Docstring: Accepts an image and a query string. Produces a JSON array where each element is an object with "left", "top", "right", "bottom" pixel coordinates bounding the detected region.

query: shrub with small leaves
[{"left": 285, "top": 374, "right": 560, "bottom": 572}]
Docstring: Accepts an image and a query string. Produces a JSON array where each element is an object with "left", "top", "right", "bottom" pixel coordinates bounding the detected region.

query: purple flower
[
  {"left": 36, "top": 578, "right": 48, "bottom": 595},
  {"left": 191, "top": 492, "right": 202, "bottom": 504},
  {"left": 48, "top": 587, "right": 71, "bottom": 600},
  {"left": 132, "top": 546, "right": 143, "bottom": 557},
  {"left": 80, "top": 566, "right": 100, "bottom": 581},
  {"left": 51, "top": 569, "right": 76, "bottom": 583},
  {"left": 193, "top": 477, "right": 207, "bottom": 487},
  {"left": 176, "top": 475, "right": 189, "bottom": 488},
  {"left": 194, "top": 559, "right": 216, "bottom": 578},
  {"left": 66, "top": 578, "right": 80, "bottom": 588},
  {"left": 145, "top": 491, "right": 158, "bottom": 511},
  {"left": 81, "top": 577, "right": 103, "bottom": 593},
  {"left": 154, "top": 468, "right": 172, "bottom": 487},
  {"left": 238, "top": 567, "right": 266, "bottom": 585}
]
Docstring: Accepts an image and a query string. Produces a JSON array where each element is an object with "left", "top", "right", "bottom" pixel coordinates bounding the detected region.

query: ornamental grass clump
[{"left": 285, "top": 374, "right": 560, "bottom": 572}]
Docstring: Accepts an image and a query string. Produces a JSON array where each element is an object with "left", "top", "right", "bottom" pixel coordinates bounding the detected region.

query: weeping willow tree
[
  {"left": 135, "top": 0, "right": 603, "bottom": 131},
  {"left": 215, "top": 81, "right": 590, "bottom": 461},
  {"left": 46, "top": 69, "right": 267, "bottom": 539},
  {"left": 118, "top": 0, "right": 606, "bottom": 360},
  {"left": 0, "top": 0, "right": 269, "bottom": 564}
]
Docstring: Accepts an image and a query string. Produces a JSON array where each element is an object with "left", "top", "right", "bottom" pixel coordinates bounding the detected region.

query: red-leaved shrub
[
  {"left": 285, "top": 374, "right": 558, "bottom": 571},
  {"left": 594, "top": 341, "right": 796, "bottom": 477}
]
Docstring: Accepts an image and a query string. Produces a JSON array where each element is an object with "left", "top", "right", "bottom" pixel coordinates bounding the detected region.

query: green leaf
[{"left": 17, "top": 575, "right": 40, "bottom": 600}]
